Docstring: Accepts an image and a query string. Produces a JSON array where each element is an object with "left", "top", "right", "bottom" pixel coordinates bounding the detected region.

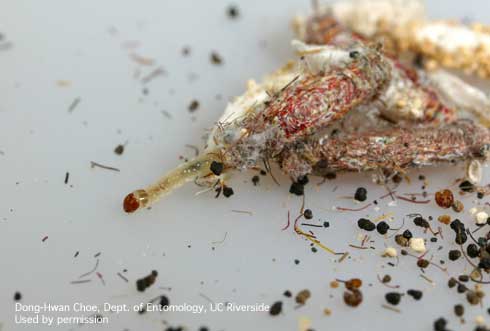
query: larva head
[{"left": 123, "top": 189, "right": 149, "bottom": 213}]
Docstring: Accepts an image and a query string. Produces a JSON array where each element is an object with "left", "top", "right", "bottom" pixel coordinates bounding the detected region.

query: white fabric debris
[
  {"left": 291, "top": 40, "right": 352, "bottom": 74},
  {"left": 415, "top": 22, "right": 490, "bottom": 52},
  {"left": 330, "top": 0, "right": 425, "bottom": 36},
  {"left": 467, "top": 160, "right": 483, "bottom": 185},
  {"left": 428, "top": 70, "right": 490, "bottom": 125},
  {"left": 475, "top": 315, "right": 485, "bottom": 326},
  {"left": 409, "top": 238, "right": 426, "bottom": 253},
  {"left": 476, "top": 211, "right": 489, "bottom": 225},
  {"left": 383, "top": 247, "right": 398, "bottom": 257}
]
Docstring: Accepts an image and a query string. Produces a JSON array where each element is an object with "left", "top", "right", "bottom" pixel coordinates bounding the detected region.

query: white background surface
[{"left": 2, "top": 1, "right": 490, "bottom": 330}]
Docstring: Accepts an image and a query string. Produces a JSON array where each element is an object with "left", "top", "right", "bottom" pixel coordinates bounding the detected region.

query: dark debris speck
[
  {"left": 223, "top": 186, "right": 234, "bottom": 198},
  {"left": 354, "top": 187, "right": 367, "bottom": 202},
  {"left": 188, "top": 100, "right": 200, "bottom": 112},
  {"left": 210, "top": 161, "right": 224, "bottom": 176},
  {"left": 210, "top": 52, "right": 223, "bottom": 65},
  {"left": 385, "top": 292, "right": 402, "bottom": 305},
  {"left": 406, "top": 289, "right": 423, "bottom": 300},
  {"left": 269, "top": 301, "right": 282, "bottom": 316},
  {"left": 434, "top": 317, "right": 447, "bottom": 331},
  {"left": 136, "top": 270, "right": 158, "bottom": 292},
  {"left": 114, "top": 144, "right": 125, "bottom": 155},
  {"left": 226, "top": 5, "right": 240, "bottom": 19},
  {"left": 358, "top": 218, "right": 375, "bottom": 231},
  {"left": 182, "top": 46, "right": 191, "bottom": 56}
]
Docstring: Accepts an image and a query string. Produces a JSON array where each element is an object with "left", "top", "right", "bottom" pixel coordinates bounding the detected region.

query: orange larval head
[
  {"left": 123, "top": 189, "right": 149, "bottom": 213},
  {"left": 123, "top": 193, "right": 140, "bottom": 213}
]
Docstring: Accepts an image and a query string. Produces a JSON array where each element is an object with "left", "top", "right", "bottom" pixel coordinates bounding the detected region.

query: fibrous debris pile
[
  {"left": 119, "top": 1, "right": 490, "bottom": 329},
  {"left": 123, "top": 0, "right": 490, "bottom": 213}
]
